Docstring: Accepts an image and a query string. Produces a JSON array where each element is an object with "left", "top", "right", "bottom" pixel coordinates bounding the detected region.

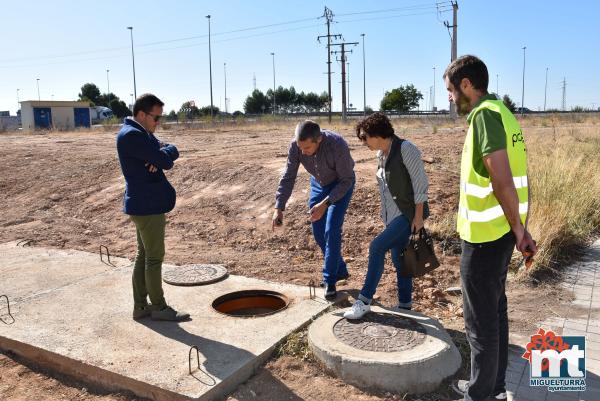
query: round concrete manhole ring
[
  {"left": 163, "top": 264, "right": 228, "bottom": 286},
  {"left": 212, "top": 290, "right": 289, "bottom": 317},
  {"left": 308, "top": 307, "right": 461, "bottom": 394},
  {"left": 333, "top": 313, "right": 427, "bottom": 352}
]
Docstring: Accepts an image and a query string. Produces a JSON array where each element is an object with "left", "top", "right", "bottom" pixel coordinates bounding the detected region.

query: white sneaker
[{"left": 343, "top": 300, "right": 370, "bottom": 320}]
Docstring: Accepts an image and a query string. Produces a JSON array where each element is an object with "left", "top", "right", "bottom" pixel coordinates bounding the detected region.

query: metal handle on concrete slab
[
  {"left": 16, "top": 239, "right": 33, "bottom": 247},
  {"left": 308, "top": 279, "right": 316, "bottom": 300},
  {"left": 99, "top": 245, "right": 114, "bottom": 266},
  {"left": 188, "top": 345, "right": 216, "bottom": 386},
  {"left": 189, "top": 345, "right": 200, "bottom": 374},
  {"left": 0, "top": 295, "right": 15, "bottom": 325}
]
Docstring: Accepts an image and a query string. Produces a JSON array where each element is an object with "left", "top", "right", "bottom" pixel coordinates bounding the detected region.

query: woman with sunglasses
[{"left": 344, "top": 112, "right": 430, "bottom": 319}]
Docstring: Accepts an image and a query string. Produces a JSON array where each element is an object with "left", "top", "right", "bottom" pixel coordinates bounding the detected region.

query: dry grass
[{"left": 524, "top": 123, "right": 600, "bottom": 276}]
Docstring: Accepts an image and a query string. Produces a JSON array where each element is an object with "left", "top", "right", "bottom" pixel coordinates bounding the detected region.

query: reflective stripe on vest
[
  {"left": 461, "top": 175, "right": 528, "bottom": 198},
  {"left": 457, "top": 99, "right": 529, "bottom": 243}
]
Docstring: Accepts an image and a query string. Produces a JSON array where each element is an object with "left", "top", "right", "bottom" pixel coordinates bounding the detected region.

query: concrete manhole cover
[
  {"left": 163, "top": 264, "right": 228, "bottom": 286},
  {"left": 333, "top": 313, "right": 427, "bottom": 352},
  {"left": 308, "top": 307, "right": 462, "bottom": 394}
]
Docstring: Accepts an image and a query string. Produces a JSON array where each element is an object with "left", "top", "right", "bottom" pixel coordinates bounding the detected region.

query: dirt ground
[{"left": 0, "top": 120, "right": 574, "bottom": 400}]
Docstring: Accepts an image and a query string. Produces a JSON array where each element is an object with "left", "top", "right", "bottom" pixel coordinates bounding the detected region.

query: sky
[{"left": 1, "top": 0, "right": 599, "bottom": 115}]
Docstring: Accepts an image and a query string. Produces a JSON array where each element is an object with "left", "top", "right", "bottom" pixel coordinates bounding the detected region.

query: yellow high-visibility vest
[{"left": 457, "top": 99, "right": 528, "bottom": 243}]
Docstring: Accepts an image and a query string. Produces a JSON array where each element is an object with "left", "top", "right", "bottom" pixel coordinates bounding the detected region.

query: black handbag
[{"left": 400, "top": 227, "right": 440, "bottom": 277}]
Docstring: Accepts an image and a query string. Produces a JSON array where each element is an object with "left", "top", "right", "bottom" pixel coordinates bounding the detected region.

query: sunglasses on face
[{"left": 145, "top": 112, "right": 161, "bottom": 122}]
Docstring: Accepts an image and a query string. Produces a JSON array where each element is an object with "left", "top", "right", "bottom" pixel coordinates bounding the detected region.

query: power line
[
  {"left": 336, "top": 2, "right": 444, "bottom": 17},
  {"left": 0, "top": 23, "right": 323, "bottom": 69},
  {"left": 336, "top": 9, "right": 451, "bottom": 24},
  {"left": 0, "top": 16, "right": 320, "bottom": 64}
]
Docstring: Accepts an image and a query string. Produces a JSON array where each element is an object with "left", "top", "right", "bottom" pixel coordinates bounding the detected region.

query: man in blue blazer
[{"left": 116, "top": 93, "right": 189, "bottom": 322}]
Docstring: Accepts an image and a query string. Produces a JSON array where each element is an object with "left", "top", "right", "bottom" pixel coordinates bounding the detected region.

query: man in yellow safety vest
[{"left": 444, "top": 55, "right": 537, "bottom": 401}]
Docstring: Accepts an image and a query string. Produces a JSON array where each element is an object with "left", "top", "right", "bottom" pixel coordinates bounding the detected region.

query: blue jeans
[
  {"left": 309, "top": 176, "right": 354, "bottom": 285},
  {"left": 359, "top": 215, "right": 413, "bottom": 305}
]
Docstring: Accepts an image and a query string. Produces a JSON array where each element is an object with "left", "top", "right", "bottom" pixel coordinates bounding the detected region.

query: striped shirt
[{"left": 376, "top": 140, "right": 429, "bottom": 225}]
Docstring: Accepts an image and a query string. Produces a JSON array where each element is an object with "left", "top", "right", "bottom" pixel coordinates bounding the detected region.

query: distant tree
[
  {"left": 380, "top": 85, "right": 423, "bottom": 112},
  {"left": 179, "top": 101, "right": 201, "bottom": 119},
  {"left": 167, "top": 110, "right": 177, "bottom": 120},
  {"left": 244, "top": 89, "right": 271, "bottom": 114},
  {"left": 232, "top": 110, "right": 244, "bottom": 117},
  {"left": 365, "top": 106, "right": 374, "bottom": 114},
  {"left": 96, "top": 92, "right": 119, "bottom": 108},
  {"left": 78, "top": 83, "right": 101, "bottom": 105},
  {"left": 109, "top": 99, "right": 132, "bottom": 118},
  {"left": 199, "top": 105, "right": 220, "bottom": 116},
  {"left": 502, "top": 94, "right": 516, "bottom": 113},
  {"left": 318, "top": 92, "right": 330, "bottom": 112}
]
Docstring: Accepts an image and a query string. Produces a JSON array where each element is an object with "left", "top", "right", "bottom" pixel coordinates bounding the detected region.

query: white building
[{"left": 20, "top": 101, "right": 91, "bottom": 131}]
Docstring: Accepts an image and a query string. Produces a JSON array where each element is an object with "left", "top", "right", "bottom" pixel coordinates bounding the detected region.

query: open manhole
[{"left": 212, "top": 290, "right": 289, "bottom": 317}]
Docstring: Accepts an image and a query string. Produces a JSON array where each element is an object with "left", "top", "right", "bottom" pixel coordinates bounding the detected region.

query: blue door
[
  {"left": 33, "top": 107, "right": 52, "bottom": 129},
  {"left": 74, "top": 108, "right": 90, "bottom": 127}
]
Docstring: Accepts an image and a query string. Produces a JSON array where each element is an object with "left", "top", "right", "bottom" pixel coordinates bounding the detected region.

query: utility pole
[
  {"left": 347, "top": 61, "right": 350, "bottom": 110},
  {"left": 36, "top": 78, "right": 40, "bottom": 101},
  {"left": 16, "top": 88, "right": 20, "bottom": 113},
  {"left": 318, "top": 7, "right": 341, "bottom": 122},
  {"left": 562, "top": 77, "right": 567, "bottom": 111},
  {"left": 206, "top": 15, "right": 214, "bottom": 120},
  {"left": 106, "top": 69, "right": 110, "bottom": 108},
  {"left": 444, "top": 1, "right": 458, "bottom": 116},
  {"left": 224, "top": 63, "right": 227, "bottom": 114},
  {"left": 270, "top": 52, "right": 276, "bottom": 114},
  {"left": 126, "top": 27, "right": 137, "bottom": 100},
  {"left": 361, "top": 33, "right": 366, "bottom": 116},
  {"left": 331, "top": 41, "right": 358, "bottom": 121},
  {"left": 253, "top": 73, "right": 256, "bottom": 91},
  {"left": 544, "top": 67, "right": 548, "bottom": 111},
  {"left": 521, "top": 46, "right": 526, "bottom": 116}
]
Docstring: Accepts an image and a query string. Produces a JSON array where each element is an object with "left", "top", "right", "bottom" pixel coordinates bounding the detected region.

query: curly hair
[{"left": 355, "top": 112, "right": 395, "bottom": 140}]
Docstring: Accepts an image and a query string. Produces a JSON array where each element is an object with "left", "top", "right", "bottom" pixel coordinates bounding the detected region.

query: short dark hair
[
  {"left": 133, "top": 93, "right": 164, "bottom": 117},
  {"left": 355, "top": 112, "right": 394, "bottom": 140},
  {"left": 295, "top": 120, "right": 321, "bottom": 142},
  {"left": 443, "top": 55, "right": 489, "bottom": 92}
]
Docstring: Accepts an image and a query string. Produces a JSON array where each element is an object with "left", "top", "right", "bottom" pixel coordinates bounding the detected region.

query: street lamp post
[
  {"left": 206, "top": 15, "right": 214, "bottom": 120},
  {"left": 130, "top": 94, "right": 134, "bottom": 111},
  {"left": 127, "top": 27, "right": 137, "bottom": 100},
  {"left": 36, "top": 78, "right": 40, "bottom": 101},
  {"left": 270, "top": 52, "right": 276, "bottom": 115},
  {"left": 544, "top": 67, "right": 548, "bottom": 111},
  {"left": 496, "top": 74, "right": 499, "bottom": 95},
  {"left": 16, "top": 89, "right": 20, "bottom": 113},
  {"left": 432, "top": 66, "right": 436, "bottom": 111},
  {"left": 224, "top": 62, "right": 227, "bottom": 114},
  {"left": 521, "top": 46, "right": 526, "bottom": 116},
  {"left": 361, "top": 33, "right": 366, "bottom": 116},
  {"left": 106, "top": 69, "right": 111, "bottom": 109}
]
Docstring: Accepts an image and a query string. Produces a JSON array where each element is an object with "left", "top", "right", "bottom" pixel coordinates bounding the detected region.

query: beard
[{"left": 455, "top": 90, "right": 472, "bottom": 116}]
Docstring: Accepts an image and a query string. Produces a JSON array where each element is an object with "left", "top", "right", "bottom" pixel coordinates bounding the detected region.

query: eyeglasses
[{"left": 145, "top": 112, "right": 161, "bottom": 122}]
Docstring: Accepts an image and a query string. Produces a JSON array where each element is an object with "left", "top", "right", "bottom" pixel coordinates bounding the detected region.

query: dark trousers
[{"left": 461, "top": 231, "right": 515, "bottom": 401}]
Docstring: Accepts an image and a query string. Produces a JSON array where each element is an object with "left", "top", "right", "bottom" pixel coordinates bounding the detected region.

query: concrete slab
[
  {"left": 0, "top": 242, "right": 343, "bottom": 400},
  {"left": 308, "top": 307, "right": 461, "bottom": 394}
]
